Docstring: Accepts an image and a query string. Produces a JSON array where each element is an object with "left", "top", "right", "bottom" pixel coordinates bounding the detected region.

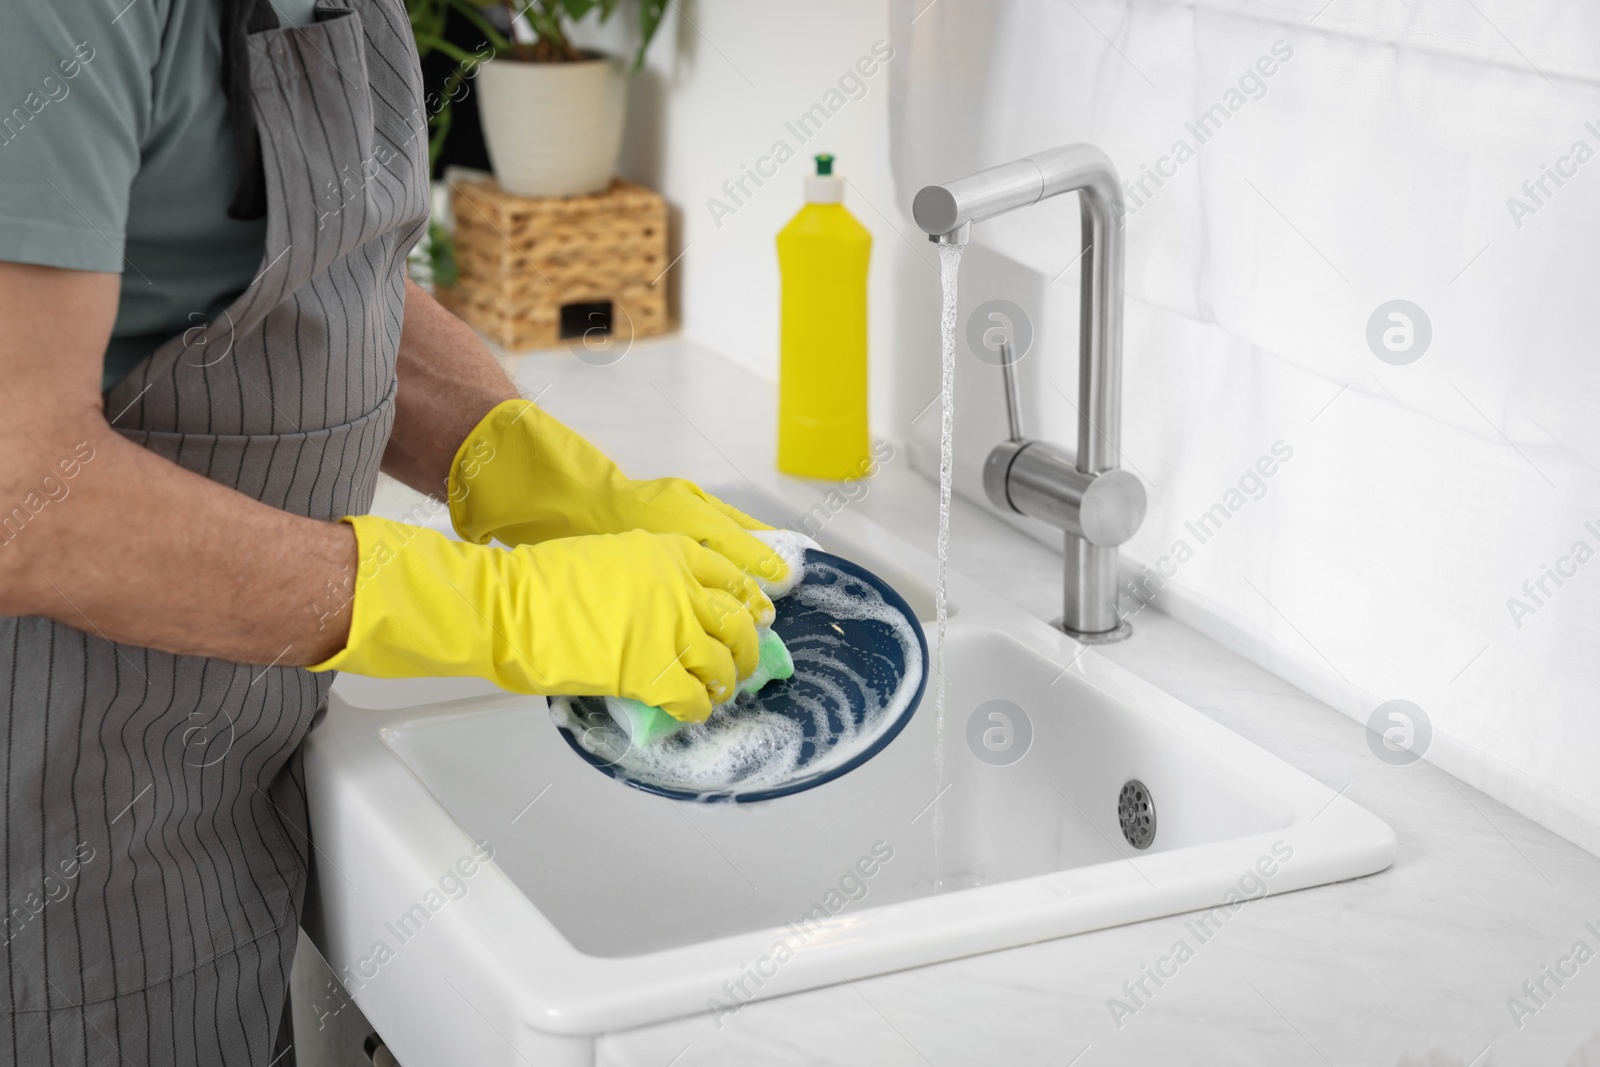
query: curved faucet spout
[
  {"left": 912, "top": 145, "right": 1139, "bottom": 640},
  {"left": 912, "top": 145, "right": 1122, "bottom": 240}
]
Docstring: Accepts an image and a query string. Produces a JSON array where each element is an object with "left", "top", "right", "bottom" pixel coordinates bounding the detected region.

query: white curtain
[{"left": 889, "top": 0, "right": 1600, "bottom": 854}]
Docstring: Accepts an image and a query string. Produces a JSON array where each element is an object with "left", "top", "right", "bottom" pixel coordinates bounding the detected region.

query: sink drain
[{"left": 1118, "top": 779, "right": 1156, "bottom": 850}]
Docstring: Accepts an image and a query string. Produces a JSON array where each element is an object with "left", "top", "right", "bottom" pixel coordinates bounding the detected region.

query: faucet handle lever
[{"left": 998, "top": 338, "right": 1024, "bottom": 443}]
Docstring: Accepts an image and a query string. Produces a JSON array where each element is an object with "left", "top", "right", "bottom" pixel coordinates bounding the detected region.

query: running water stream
[{"left": 931, "top": 242, "right": 963, "bottom": 891}]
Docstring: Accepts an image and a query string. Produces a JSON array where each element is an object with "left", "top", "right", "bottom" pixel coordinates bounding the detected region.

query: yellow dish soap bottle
[{"left": 777, "top": 154, "right": 872, "bottom": 479}]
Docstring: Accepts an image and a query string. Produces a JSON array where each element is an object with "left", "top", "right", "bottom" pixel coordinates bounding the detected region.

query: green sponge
[
  {"left": 605, "top": 697, "right": 685, "bottom": 747},
  {"left": 606, "top": 629, "right": 794, "bottom": 747},
  {"left": 742, "top": 627, "right": 796, "bottom": 695}
]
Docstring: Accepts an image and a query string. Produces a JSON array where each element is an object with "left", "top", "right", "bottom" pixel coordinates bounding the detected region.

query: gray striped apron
[{"left": 0, "top": 1, "right": 428, "bottom": 1062}]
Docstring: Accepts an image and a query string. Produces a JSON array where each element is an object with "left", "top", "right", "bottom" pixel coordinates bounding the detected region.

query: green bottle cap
[{"left": 814, "top": 154, "right": 835, "bottom": 176}]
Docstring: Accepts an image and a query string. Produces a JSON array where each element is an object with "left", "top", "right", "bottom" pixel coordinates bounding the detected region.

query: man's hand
[
  {"left": 445, "top": 400, "right": 792, "bottom": 590},
  {"left": 315, "top": 521, "right": 764, "bottom": 723},
  {"left": 385, "top": 282, "right": 790, "bottom": 592},
  {"left": 0, "top": 262, "right": 358, "bottom": 665}
]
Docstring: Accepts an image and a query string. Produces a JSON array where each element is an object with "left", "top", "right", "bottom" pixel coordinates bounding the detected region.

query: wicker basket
[{"left": 439, "top": 176, "right": 670, "bottom": 351}]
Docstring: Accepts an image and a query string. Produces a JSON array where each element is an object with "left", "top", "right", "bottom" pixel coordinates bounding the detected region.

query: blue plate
[{"left": 550, "top": 550, "right": 929, "bottom": 803}]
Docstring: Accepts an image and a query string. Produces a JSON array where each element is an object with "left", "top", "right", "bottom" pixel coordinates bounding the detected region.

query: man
[{"left": 0, "top": 1, "right": 780, "bottom": 1062}]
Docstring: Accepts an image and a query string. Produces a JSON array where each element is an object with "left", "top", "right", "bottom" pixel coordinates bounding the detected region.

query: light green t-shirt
[{"left": 0, "top": 0, "right": 318, "bottom": 389}]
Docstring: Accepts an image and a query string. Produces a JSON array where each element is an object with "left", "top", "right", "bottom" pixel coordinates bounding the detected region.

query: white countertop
[{"left": 375, "top": 335, "right": 1600, "bottom": 1067}]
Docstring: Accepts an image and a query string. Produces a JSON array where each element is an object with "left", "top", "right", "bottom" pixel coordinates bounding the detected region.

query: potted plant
[
  {"left": 406, "top": 0, "right": 665, "bottom": 283},
  {"left": 463, "top": 0, "right": 667, "bottom": 197}
]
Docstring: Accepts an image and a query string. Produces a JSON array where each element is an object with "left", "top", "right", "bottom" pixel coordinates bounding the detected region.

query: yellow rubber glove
[
  {"left": 448, "top": 399, "right": 789, "bottom": 589},
  {"left": 311, "top": 516, "right": 772, "bottom": 723}
]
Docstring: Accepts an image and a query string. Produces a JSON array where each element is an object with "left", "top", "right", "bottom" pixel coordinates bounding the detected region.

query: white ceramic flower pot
[{"left": 476, "top": 53, "right": 628, "bottom": 198}]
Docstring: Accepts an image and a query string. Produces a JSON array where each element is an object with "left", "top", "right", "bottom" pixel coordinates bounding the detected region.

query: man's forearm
[
  {"left": 382, "top": 279, "right": 520, "bottom": 499},
  {"left": 0, "top": 263, "right": 357, "bottom": 667},
  {"left": 1, "top": 423, "right": 359, "bottom": 666}
]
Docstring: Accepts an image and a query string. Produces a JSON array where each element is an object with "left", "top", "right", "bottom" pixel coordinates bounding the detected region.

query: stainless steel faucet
[{"left": 913, "top": 144, "right": 1146, "bottom": 642}]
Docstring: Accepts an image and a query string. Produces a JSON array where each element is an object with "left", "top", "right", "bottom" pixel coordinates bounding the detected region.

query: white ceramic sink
[{"left": 306, "top": 484, "right": 1394, "bottom": 1067}]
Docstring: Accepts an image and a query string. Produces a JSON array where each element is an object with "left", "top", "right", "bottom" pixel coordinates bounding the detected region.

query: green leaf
[
  {"left": 427, "top": 104, "right": 455, "bottom": 168},
  {"left": 407, "top": 2, "right": 447, "bottom": 55},
  {"left": 428, "top": 219, "right": 460, "bottom": 288},
  {"left": 442, "top": 0, "right": 512, "bottom": 51},
  {"left": 523, "top": 3, "right": 561, "bottom": 43},
  {"left": 413, "top": 32, "right": 479, "bottom": 65},
  {"left": 634, "top": 0, "right": 666, "bottom": 69}
]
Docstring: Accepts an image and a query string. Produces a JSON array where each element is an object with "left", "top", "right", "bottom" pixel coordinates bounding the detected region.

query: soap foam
[
  {"left": 550, "top": 555, "right": 923, "bottom": 799},
  {"left": 751, "top": 528, "right": 820, "bottom": 600}
]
